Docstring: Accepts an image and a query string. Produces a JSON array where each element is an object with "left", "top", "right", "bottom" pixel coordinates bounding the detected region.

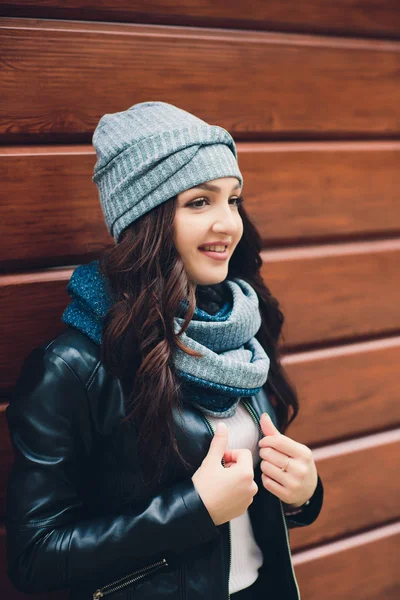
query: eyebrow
[{"left": 189, "top": 182, "right": 241, "bottom": 193}]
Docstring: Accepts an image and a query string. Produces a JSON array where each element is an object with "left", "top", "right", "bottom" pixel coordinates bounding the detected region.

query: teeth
[{"left": 201, "top": 245, "right": 226, "bottom": 252}]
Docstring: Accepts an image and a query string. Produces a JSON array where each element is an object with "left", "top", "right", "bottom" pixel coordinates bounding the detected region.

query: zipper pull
[{"left": 93, "top": 591, "right": 104, "bottom": 599}]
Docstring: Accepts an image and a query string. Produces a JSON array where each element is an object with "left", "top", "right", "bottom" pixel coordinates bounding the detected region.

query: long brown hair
[{"left": 98, "top": 196, "right": 299, "bottom": 487}]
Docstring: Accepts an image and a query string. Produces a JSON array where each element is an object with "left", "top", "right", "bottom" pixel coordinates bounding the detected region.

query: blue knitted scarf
[{"left": 61, "top": 260, "right": 270, "bottom": 418}]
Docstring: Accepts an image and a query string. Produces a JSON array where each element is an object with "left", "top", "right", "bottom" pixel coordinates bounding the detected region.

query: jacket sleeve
[
  {"left": 5, "top": 347, "right": 220, "bottom": 595},
  {"left": 283, "top": 472, "right": 324, "bottom": 528}
]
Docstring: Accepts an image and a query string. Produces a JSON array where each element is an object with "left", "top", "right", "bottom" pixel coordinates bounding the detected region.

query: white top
[{"left": 208, "top": 399, "right": 264, "bottom": 594}]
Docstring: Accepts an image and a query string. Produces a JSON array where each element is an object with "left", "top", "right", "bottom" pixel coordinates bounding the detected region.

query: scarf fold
[{"left": 61, "top": 260, "right": 270, "bottom": 418}]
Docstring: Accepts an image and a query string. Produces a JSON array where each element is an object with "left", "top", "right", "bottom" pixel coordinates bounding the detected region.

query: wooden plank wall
[{"left": 1, "top": 2, "right": 400, "bottom": 598}]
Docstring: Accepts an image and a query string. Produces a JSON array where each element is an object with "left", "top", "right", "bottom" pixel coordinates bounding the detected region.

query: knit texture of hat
[{"left": 92, "top": 101, "right": 243, "bottom": 242}]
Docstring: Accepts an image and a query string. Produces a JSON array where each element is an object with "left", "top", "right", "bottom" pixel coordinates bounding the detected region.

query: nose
[{"left": 211, "top": 203, "right": 241, "bottom": 235}]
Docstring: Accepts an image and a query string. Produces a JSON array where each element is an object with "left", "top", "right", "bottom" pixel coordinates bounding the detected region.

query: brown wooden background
[{"left": 1, "top": 2, "right": 400, "bottom": 598}]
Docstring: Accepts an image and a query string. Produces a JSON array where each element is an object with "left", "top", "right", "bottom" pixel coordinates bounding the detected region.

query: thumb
[
  {"left": 260, "top": 412, "right": 280, "bottom": 437},
  {"left": 207, "top": 422, "right": 229, "bottom": 461}
]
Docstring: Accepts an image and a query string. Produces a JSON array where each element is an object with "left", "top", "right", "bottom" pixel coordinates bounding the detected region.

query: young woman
[{"left": 5, "top": 101, "right": 323, "bottom": 600}]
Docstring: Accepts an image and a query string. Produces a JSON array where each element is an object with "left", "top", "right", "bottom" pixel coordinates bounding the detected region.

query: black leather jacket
[{"left": 5, "top": 328, "right": 323, "bottom": 600}]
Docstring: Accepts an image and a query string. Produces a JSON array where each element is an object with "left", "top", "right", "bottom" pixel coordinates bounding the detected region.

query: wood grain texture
[
  {"left": 263, "top": 240, "right": 400, "bottom": 349},
  {"left": 2, "top": 142, "right": 400, "bottom": 271},
  {"left": 1, "top": 0, "right": 400, "bottom": 39},
  {"left": 293, "top": 526, "right": 400, "bottom": 599},
  {"left": 290, "top": 436, "right": 400, "bottom": 551},
  {"left": 1, "top": 19, "right": 400, "bottom": 143},
  {"left": 0, "top": 147, "right": 111, "bottom": 271},
  {"left": 0, "top": 269, "right": 72, "bottom": 391},
  {"left": 239, "top": 141, "right": 400, "bottom": 245},
  {"left": 283, "top": 338, "right": 400, "bottom": 446}
]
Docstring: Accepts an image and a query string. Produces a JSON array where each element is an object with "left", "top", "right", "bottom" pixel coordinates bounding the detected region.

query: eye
[
  {"left": 187, "top": 198, "right": 209, "bottom": 208},
  {"left": 186, "top": 196, "right": 244, "bottom": 208}
]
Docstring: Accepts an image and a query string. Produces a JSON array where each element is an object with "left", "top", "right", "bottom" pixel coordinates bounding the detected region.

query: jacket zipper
[
  {"left": 92, "top": 558, "right": 168, "bottom": 599},
  {"left": 241, "top": 399, "right": 301, "bottom": 600},
  {"left": 201, "top": 414, "right": 232, "bottom": 600}
]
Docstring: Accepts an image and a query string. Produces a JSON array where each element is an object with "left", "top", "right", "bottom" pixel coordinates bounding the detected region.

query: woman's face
[{"left": 173, "top": 177, "right": 244, "bottom": 286}]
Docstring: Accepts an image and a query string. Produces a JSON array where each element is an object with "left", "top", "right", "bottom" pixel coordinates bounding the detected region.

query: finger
[
  {"left": 259, "top": 446, "right": 291, "bottom": 469},
  {"left": 208, "top": 422, "right": 229, "bottom": 460},
  {"left": 260, "top": 459, "right": 299, "bottom": 488},
  {"left": 259, "top": 434, "right": 309, "bottom": 460},
  {"left": 259, "top": 448, "right": 308, "bottom": 479},
  {"left": 223, "top": 448, "right": 253, "bottom": 473},
  {"left": 260, "top": 412, "right": 280, "bottom": 436},
  {"left": 223, "top": 449, "right": 241, "bottom": 464},
  {"left": 261, "top": 473, "right": 290, "bottom": 502},
  {"left": 235, "top": 448, "right": 255, "bottom": 472}
]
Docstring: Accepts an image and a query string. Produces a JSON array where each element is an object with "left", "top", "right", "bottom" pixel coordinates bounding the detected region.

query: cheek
[
  {"left": 173, "top": 218, "right": 200, "bottom": 255},
  {"left": 175, "top": 216, "right": 203, "bottom": 242},
  {"left": 235, "top": 218, "right": 244, "bottom": 242},
  {"left": 173, "top": 217, "right": 186, "bottom": 248}
]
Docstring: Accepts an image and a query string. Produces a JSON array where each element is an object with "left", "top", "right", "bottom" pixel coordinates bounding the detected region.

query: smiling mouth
[
  {"left": 198, "top": 246, "right": 229, "bottom": 261},
  {"left": 198, "top": 243, "right": 229, "bottom": 251}
]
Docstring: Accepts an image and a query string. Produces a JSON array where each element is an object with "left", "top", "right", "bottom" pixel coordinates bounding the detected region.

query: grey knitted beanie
[{"left": 92, "top": 101, "right": 243, "bottom": 243}]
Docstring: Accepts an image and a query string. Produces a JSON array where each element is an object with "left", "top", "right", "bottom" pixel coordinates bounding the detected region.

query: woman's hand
[
  {"left": 192, "top": 422, "right": 258, "bottom": 526},
  {"left": 258, "top": 413, "right": 318, "bottom": 508}
]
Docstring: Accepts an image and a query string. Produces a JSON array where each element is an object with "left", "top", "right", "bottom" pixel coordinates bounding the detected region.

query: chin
[{"left": 191, "top": 271, "right": 228, "bottom": 286}]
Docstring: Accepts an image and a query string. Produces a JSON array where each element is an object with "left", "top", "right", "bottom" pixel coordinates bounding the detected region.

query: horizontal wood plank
[
  {"left": 290, "top": 434, "right": 400, "bottom": 551},
  {"left": 0, "top": 147, "right": 110, "bottom": 271},
  {"left": 1, "top": 19, "right": 400, "bottom": 143},
  {"left": 240, "top": 142, "right": 400, "bottom": 244},
  {"left": 263, "top": 240, "right": 400, "bottom": 348},
  {"left": 2, "top": 142, "right": 400, "bottom": 271},
  {"left": 1, "top": 1, "right": 400, "bottom": 39},
  {"left": 284, "top": 337, "right": 400, "bottom": 446},
  {"left": 0, "top": 269, "right": 72, "bottom": 391},
  {"left": 293, "top": 525, "right": 400, "bottom": 599}
]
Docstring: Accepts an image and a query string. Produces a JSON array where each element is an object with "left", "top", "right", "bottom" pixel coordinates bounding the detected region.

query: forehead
[{"left": 179, "top": 178, "right": 241, "bottom": 196}]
